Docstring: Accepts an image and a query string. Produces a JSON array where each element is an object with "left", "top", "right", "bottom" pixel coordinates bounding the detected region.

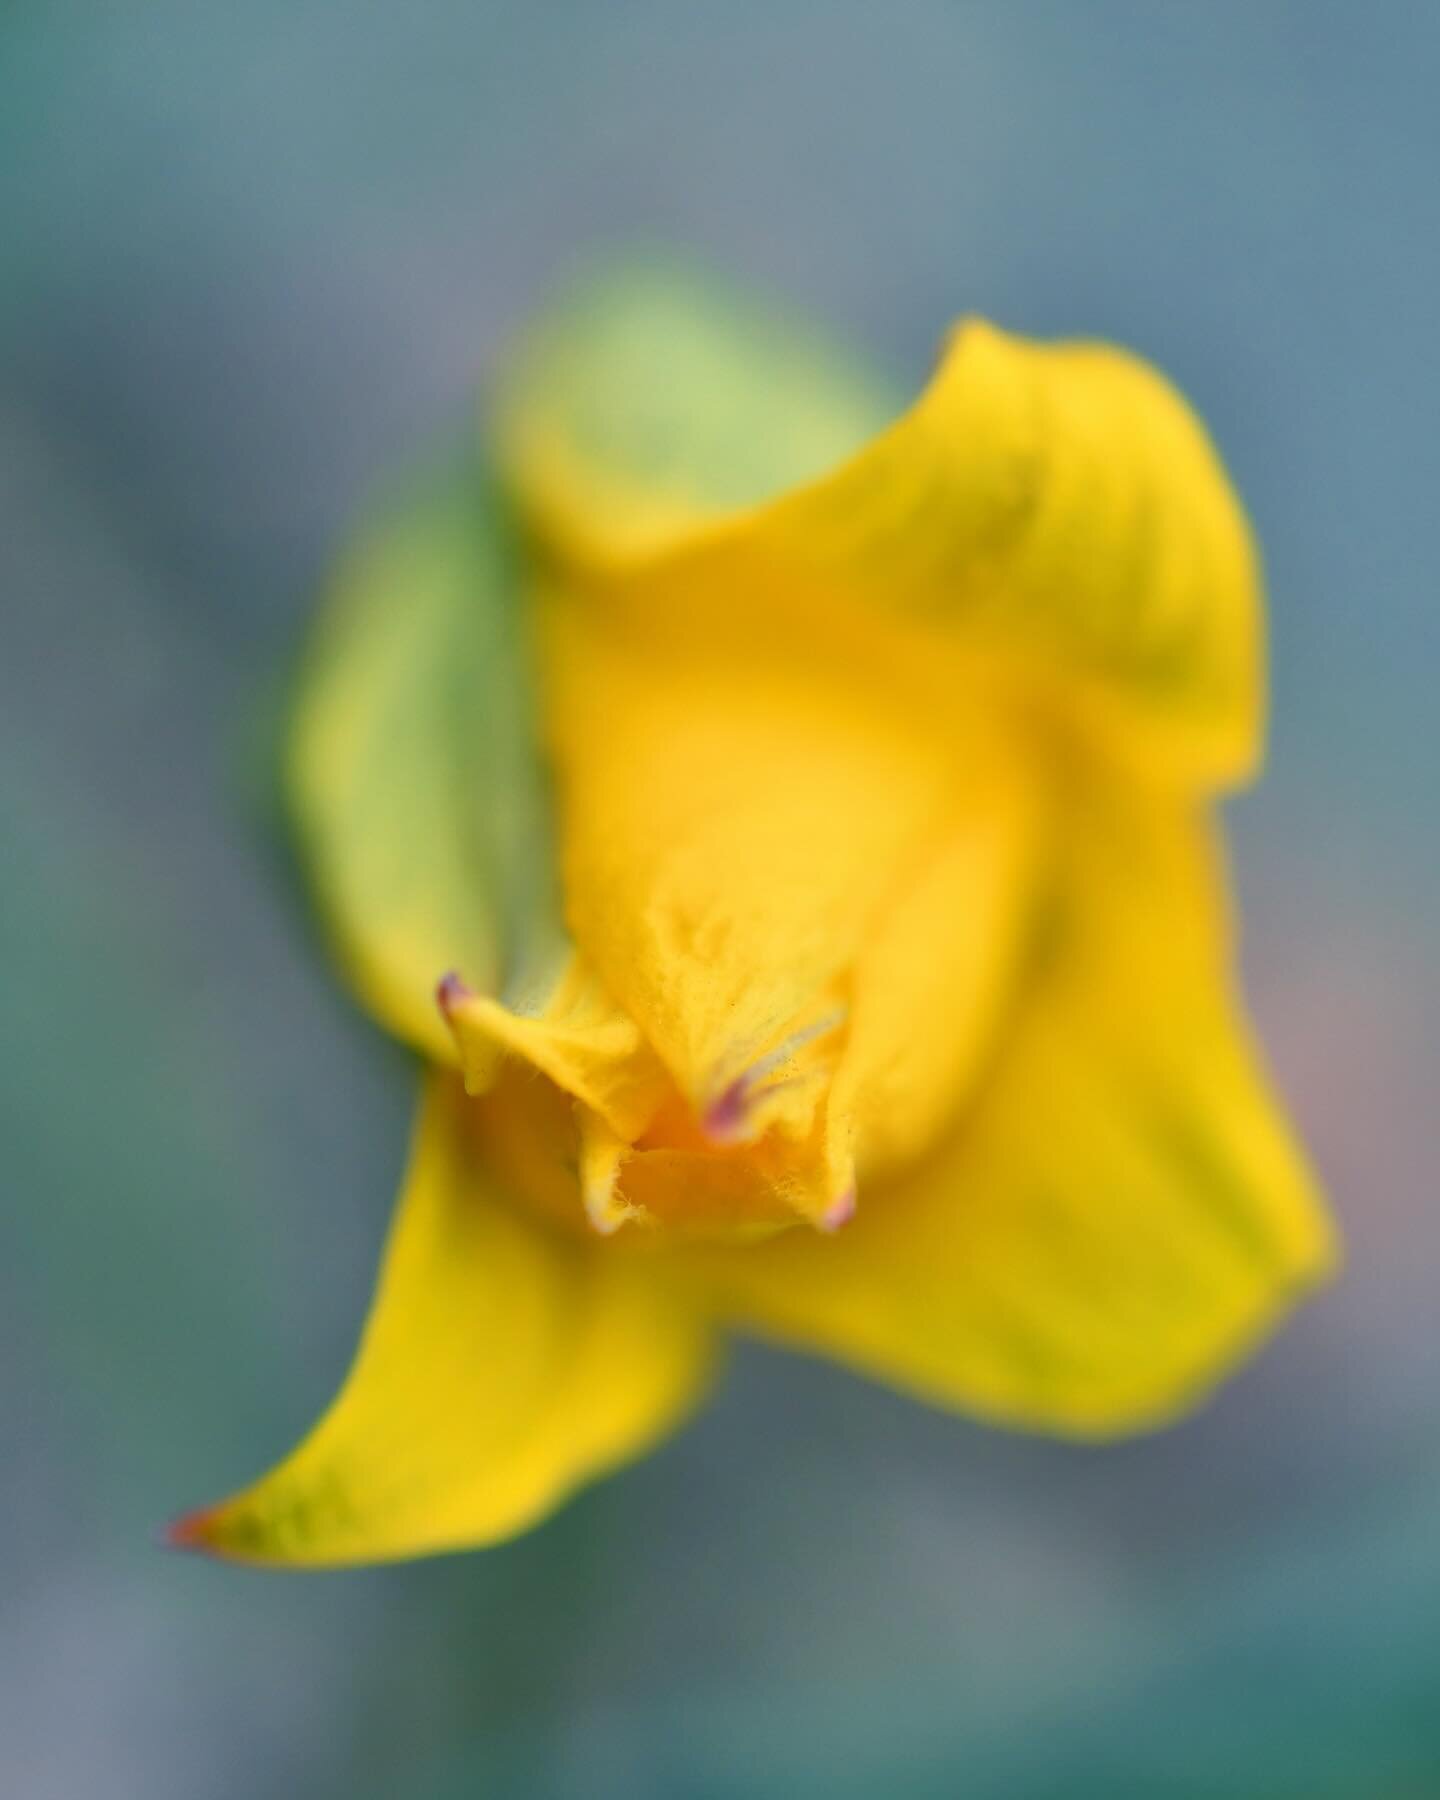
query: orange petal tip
[{"left": 161, "top": 1503, "right": 223, "bottom": 1555}]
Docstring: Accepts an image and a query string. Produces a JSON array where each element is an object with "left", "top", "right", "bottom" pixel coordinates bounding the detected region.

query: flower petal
[
  {"left": 838, "top": 762, "right": 1043, "bottom": 1185},
  {"left": 713, "top": 321, "right": 1262, "bottom": 786},
  {"left": 497, "top": 265, "right": 1260, "bottom": 788},
  {"left": 290, "top": 460, "right": 564, "bottom": 1061},
  {"left": 444, "top": 955, "right": 671, "bottom": 1142},
  {"left": 493, "top": 257, "right": 898, "bottom": 563},
  {"left": 679, "top": 777, "right": 1336, "bottom": 1435},
  {"left": 170, "top": 1076, "right": 713, "bottom": 1564},
  {"left": 537, "top": 587, "right": 1017, "bottom": 1134}
]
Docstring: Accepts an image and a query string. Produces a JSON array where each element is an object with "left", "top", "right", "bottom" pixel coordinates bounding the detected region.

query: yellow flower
[{"left": 171, "top": 263, "right": 1335, "bottom": 1565}]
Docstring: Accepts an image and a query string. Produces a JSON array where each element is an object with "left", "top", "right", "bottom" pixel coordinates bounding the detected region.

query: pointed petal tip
[
  {"left": 161, "top": 1502, "right": 223, "bottom": 1556},
  {"left": 583, "top": 1195, "right": 623, "bottom": 1236},
  {"left": 582, "top": 1180, "right": 651, "bottom": 1238},
  {"left": 435, "top": 970, "right": 473, "bottom": 1019},
  {"left": 818, "top": 1188, "right": 856, "bottom": 1233}
]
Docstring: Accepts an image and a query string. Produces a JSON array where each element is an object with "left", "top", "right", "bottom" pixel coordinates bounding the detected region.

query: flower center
[{"left": 439, "top": 966, "right": 856, "bottom": 1242}]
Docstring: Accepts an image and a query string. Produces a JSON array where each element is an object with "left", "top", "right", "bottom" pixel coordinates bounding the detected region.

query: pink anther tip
[
  {"left": 701, "top": 1077, "right": 752, "bottom": 1146},
  {"left": 435, "top": 970, "right": 472, "bottom": 1017}
]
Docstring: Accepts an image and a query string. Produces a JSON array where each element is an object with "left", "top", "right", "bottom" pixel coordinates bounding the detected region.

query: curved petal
[
  {"left": 169, "top": 1076, "right": 714, "bottom": 1564},
  {"left": 493, "top": 257, "right": 898, "bottom": 563},
  {"left": 692, "top": 322, "right": 1264, "bottom": 787},
  {"left": 289, "top": 461, "right": 564, "bottom": 1061},
  {"left": 838, "top": 763, "right": 1042, "bottom": 1184},
  {"left": 496, "top": 266, "right": 1260, "bottom": 788},
  {"left": 677, "top": 778, "right": 1336, "bottom": 1436},
  {"left": 444, "top": 956, "right": 672, "bottom": 1143}
]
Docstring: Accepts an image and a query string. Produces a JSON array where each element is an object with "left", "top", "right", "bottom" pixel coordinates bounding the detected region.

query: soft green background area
[{"left": 2, "top": 5, "right": 1438, "bottom": 1796}]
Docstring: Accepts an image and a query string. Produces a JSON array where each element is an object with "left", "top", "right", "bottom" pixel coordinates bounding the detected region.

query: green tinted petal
[
  {"left": 290, "top": 459, "right": 564, "bottom": 1059},
  {"left": 493, "top": 256, "right": 901, "bottom": 563},
  {"left": 495, "top": 263, "right": 1260, "bottom": 788}
]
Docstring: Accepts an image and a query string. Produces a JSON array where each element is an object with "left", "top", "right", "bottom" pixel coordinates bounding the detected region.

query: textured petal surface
[
  {"left": 445, "top": 955, "right": 671, "bottom": 1143},
  {"left": 544, "top": 600, "right": 949, "bottom": 1100},
  {"left": 677, "top": 771, "right": 1335, "bottom": 1435},
  {"left": 289, "top": 461, "right": 563, "bottom": 1060},
  {"left": 536, "top": 585, "right": 1038, "bottom": 1198},
  {"left": 498, "top": 266, "right": 1261, "bottom": 789},
  {"left": 171, "top": 1077, "right": 713, "bottom": 1564}
]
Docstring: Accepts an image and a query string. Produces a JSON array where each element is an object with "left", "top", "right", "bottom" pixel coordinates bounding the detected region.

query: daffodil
[{"left": 171, "top": 262, "right": 1336, "bottom": 1565}]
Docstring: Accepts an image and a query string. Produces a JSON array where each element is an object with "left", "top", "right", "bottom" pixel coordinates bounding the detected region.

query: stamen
[
  {"left": 701, "top": 1076, "right": 753, "bottom": 1145},
  {"left": 701, "top": 1006, "right": 847, "bottom": 1146},
  {"left": 740, "top": 1006, "right": 847, "bottom": 1090}
]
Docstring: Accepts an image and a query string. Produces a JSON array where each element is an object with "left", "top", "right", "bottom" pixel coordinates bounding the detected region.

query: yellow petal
[
  {"left": 703, "top": 321, "right": 1263, "bottom": 786},
  {"left": 497, "top": 265, "right": 1260, "bottom": 788},
  {"left": 546, "top": 595, "right": 940, "bottom": 1097},
  {"left": 679, "top": 775, "right": 1335, "bottom": 1436},
  {"left": 443, "top": 956, "right": 671, "bottom": 1142},
  {"left": 170, "top": 1076, "right": 713, "bottom": 1564},
  {"left": 290, "top": 464, "right": 563, "bottom": 1061},
  {"left": 838, "top": 757, "right": 1042, "bottom": 1184},
  {"left": 537, "top": 587, "right": 1035, "bottom": 1189}
]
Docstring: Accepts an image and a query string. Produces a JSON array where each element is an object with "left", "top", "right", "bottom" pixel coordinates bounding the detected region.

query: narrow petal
[
  {"left": 678, "top": 777, "right": 1335, "bottom": 1435},
  {"left": 290, "top": 462, "right": 563, "bottom": 1061},
  {"left": 170, "top": 1077, "right": 713, "bottom": 1564}
]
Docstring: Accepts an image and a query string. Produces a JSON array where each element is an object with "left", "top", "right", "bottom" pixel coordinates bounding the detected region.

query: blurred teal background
[{"left": 3, "top": 4, "right": 1439, "bottom": 1795}]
